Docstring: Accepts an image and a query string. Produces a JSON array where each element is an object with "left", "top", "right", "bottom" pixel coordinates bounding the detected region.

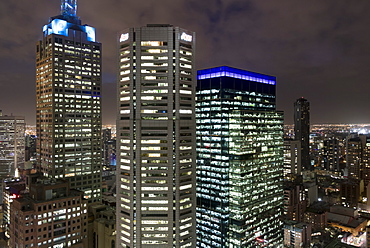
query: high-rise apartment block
[
  {"left": 117, "top": 25, "right": 196, "bottom": 247},
  {"left": 0, "top": 114, "right": 25, "bottom": 178},
  {"left": 346, "top": 135, "right": 370, "bottom": 194},
  {"left": 294, "top": 98, "right": 310, "bottom": 170},
  {"left": 196, "top": 66, "right": 284, "bottom": 247},
  {"left": 36, "top": 0, "right": 102, "bottom": 202}
]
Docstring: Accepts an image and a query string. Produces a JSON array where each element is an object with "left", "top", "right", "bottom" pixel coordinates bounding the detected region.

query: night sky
[{"left": 1, "top": 0, "right": 370, "bottom": 125}]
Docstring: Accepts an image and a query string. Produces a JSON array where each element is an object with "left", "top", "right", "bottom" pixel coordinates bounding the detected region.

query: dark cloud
[{"left": 0, "top": 0, "right": 370, "bottom": 124}]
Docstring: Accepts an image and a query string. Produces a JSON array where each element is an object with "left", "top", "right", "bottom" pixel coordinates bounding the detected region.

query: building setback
[
  {"left": 196, "top": 66, "right": 284, "bottom": 247},
  {"left": 116, "top": 25, "right": 196, "bottom": 247},
  {"left": 35, "top": 0, "right": 102, "bottom": 202}
]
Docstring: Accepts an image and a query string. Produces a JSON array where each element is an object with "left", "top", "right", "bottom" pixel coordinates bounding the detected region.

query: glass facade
[
  {"left": 196, "top": 66, "right": 284, "bottom": 247},
  {"left": 36, "top": 2, "right": 102, "bottom": 202},
  {"left": 117, "top": 25, "right": 196, "bottom": 248}
]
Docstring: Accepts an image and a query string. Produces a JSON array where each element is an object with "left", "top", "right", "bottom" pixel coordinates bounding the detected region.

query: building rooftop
[{"left": 197, "top": 66, "right": 276, "bottom": 85}]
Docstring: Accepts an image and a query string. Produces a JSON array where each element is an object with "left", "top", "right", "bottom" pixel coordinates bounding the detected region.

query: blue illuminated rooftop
[{"left": 197, "top": 66, "right": 276, "bottom": 85}]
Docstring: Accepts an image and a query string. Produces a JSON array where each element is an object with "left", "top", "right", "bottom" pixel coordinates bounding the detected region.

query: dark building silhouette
[
  {"left": 294, "top": 98, "right": 310, "bottom": 170},
  {"left": 323, "top": 138, "right": 341, "bottom": 172}
]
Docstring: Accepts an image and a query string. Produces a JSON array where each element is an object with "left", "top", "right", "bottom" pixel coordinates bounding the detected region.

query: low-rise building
[
  {"left": 9, "top": 178, "right": 88, "bottom": 247},
  {"left": 283, "top": 221, "right": 312, "bottom": 248},
  {"left": 88, "top": 204, "right": 116, "bottom": 248}
]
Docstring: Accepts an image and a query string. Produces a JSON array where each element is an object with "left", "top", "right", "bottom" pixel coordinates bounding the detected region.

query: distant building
[
  {"left": 304, "top": 202, "right": 329, "bottom": 231},
  {"left": 346, "top": 135, "right": 370, "bottom": 194},
  {"left": 294, "top": 98, "right": 310, "bottom": 170},
  {"left": 0, "top": 115, "right": 25, "bottom": 178},
  {"left": 340, "top": 179, "right": 360, "bottom": 208},
  {"left": 196, "top": 66, "right": 284, "bottom": 247},
  {"left": 284, "top": 139, "right": 302, "bottom": 176},
  {"left": 283, "top": 221, "right": 311, "bottom": 248},
  {"left": 9, "top": 178, "right": 88, "bottom": 247},
  {"left": 323, "top": 138, "right": 341, "bottom": 172},
  {"left": 102, "top": 128, "right": 116, "bottom": 167},
  {"left": 327, "top": 205, "right": 367, "bottom": 236},
  {"left": 346, "top": 136, "right": 362, "bottom": 180},
  {"left": 25, "top": 134, "right": 36, "bottom": 163},
  {"left": 284, "top": 181, "right": 307, "bottom": 222}
]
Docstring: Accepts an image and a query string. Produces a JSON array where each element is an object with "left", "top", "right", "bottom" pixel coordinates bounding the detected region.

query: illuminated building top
[
  {"left": 197, "top": 66, "right": 276, "bottom": 85},
  {"left": 61, "top": 0, "right": 77, "bottom": 17},
  {"left": 42, "top": 0, "right": 96, "bottom": 42}
]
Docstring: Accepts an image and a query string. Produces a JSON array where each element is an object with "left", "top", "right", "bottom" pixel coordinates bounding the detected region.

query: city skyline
[{"left": 1, "top": 1, "right": 370, "bottom": 124}]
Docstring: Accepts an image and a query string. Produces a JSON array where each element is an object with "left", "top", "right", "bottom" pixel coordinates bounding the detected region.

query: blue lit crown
[
  {"left": 42, "top": 0, "right": 96, "bottom": 42},
  {"left": 61, "top": 0, "right": 77, "bottom": 17}
]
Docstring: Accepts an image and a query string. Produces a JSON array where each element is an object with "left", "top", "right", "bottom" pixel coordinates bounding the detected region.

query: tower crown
[{"left": 61, "top": 0, "right": 77, "bottom": 17}]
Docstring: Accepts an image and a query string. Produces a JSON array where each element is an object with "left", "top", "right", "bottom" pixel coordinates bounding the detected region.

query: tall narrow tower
[
  {"left": 36, "top": 0, "right": 102, "bottom": 202},
  {"left": 294, "top": 98, "right": 310, "bottom": 170},
  {"left": 117, "top": 25, "right": 196, "bottom": 247}
]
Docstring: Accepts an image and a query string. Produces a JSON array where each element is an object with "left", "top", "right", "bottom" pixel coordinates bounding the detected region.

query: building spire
[{"left": 61, "top": 0, "right": 77, "bottom": 17}]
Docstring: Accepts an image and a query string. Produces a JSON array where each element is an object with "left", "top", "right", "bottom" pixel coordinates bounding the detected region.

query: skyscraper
[
  {"left": 117, "top": 25, "right": 196, "bottom": 247},
  {"left": 196, "top": 66, "right": 284, "bottom": 247},
  {"left": 36, "top": 0, "right": 102, "bottom": 202},
  {"left": 0, "top": 114, "right": 25, "bottom": 178},
  {"left": 294, "top": 98, "right": 310, "bottom": 170}
]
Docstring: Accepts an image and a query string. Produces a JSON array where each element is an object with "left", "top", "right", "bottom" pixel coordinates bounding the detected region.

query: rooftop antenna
[{"left": 61, "top": 0, "right": 77, "bottom": 17}]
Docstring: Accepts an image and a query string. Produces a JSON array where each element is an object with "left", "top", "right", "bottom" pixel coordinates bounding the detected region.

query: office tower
[
  {"left": 0, "top": 115, "right": 25, "bottom": 178},
  {"left": 284, "top": 139, "right": 302, "bottom": 176},
  {"left": 294, "top": 98, "right": 310, "bottom": 170},
  {"left": 9, "top": 178, "right": 88, "bottom": 247},
  {"left": 36, "top": 0, "right": 102, "bottom": 202},
  {"left": 196, "top": 66, "right": 284, "bottom": 247},
  {"left": 117, "top": 25, "right": 196, "bottom": 247}
]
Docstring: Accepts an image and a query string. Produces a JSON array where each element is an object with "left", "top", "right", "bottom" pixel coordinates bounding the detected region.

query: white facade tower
[{"left": 117, "top": 25, "right": 196, "bottom": 247}]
